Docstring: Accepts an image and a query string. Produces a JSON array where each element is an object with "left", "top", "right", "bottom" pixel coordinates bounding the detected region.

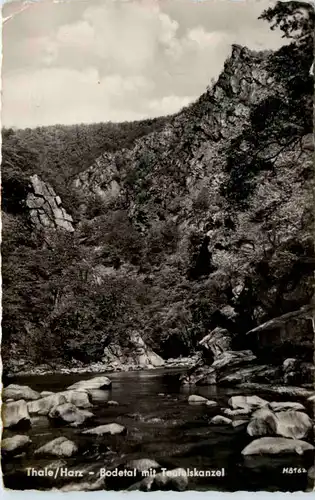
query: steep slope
[{"left": 74, "top": 40, "right": 313, "bottom": 342}]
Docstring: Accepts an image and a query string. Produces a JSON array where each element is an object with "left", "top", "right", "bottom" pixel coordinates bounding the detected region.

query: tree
[{"left": 259, "top": 1, "right": 314, "bottom": 41}]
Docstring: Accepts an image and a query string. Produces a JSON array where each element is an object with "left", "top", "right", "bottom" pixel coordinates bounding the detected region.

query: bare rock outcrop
[
  {"left": 26, "top": 174, "right": 74, "bottom": 232},
  {"left": 102, "top": 332, "right": 164, "bottom": 370}
]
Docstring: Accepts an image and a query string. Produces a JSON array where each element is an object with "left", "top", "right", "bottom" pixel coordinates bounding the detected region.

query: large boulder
[
  {"left": 242, "top": 437, "right": 314, "bottom": 456},
  {"left": 199, "top": 328, "right": 232, "bottom": 358},
  {"left": 210, "top": 415, "right": 232, "bottom": 425},
  {"left": 273, "top": 411, "right": 312, "bottom": 440},
  {"left": 229, "top": 395, "right": 269, "bottom": 412},
  {"left": 180, "top": 366, "right": 216, "bottom": 386},
  {"left": 3, "top": 400, "right": 31, "bottom": 429},
  {"left": 212, "top": 350, "right": 256, "bottom": 371},
  {"left": 81, "top": 423, "right": 126, "bottom": 436},
  {"left": 27, "top": 394, "right": 68, "bottom": 415},
  {"left": 67, "top": 376, "right": 112, "bottom": 391},
  {"left": 2, "top": 435, "right": 32, "bottom": 456},
  {"left": 103, "top": 332, "right": 164, "bottom": 370},
  {"left": 269, "top": 402, "right": 306, "bottom": 412},
  {"left": 58, "top": 391, "right": 92, "bottom": 408},
  {"left": 3, "top": 384, "right": 40, "bottom": 402},
  {"left": 188, "top": 395, "right": 217, "bottom": 406},
  {"left": 247, "top": 408, "right": 276, "bottom": 437},
  {"left": 48, "top": 403, "right": 93, "bottom": 427},
  {"left": 35, "top": 437, "right": 78, "bottom": 457}
]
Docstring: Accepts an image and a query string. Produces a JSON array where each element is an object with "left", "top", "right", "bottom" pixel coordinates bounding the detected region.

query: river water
[{"left": 2, "top": 368, "right": 313, "bottom": 492}]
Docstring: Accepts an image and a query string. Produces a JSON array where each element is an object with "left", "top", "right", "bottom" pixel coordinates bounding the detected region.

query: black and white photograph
[{"left": 1, "top": 0, "right": 314, "bottom": 492}]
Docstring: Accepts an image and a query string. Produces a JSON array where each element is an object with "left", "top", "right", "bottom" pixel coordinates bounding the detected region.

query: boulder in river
[
  {"left": 67, "top": 376, "right": 112, "bottom": 391},
  {"left": 188, "top": 395, "right": 217, "bottom": 406},
  {"left": 229, "top": 395, "right": 269, "bottom": 412},
  {"left": 3, "top": 384, "right": 40, "bottom": 402},
  {"left": 107, "top": 400, "right": 119, "bottom": 406},
  {"left": 247, "top": 408, "right": 276, "bottom": 437},
  {"left": 2, "top": 435, "right": 32, "bottom": 456},
  {"left": 35, "top": 437, "right": 78, "bottom": 457},
  {"left": 27, "top": 394, "right": 68, "bottom": 415},
  {"left": 242, "top": 437, "right": 314, "bottom": 456},
  {"left": 210, "top": 415, "right": 232, "bottom": 425},
  {"left": 3, "top": 400, "right": 31, "bottom": 429},
  {"left": 82, "top": 423, "right": 126, "bottom": 436},
  {"left": 272, "top": 411, "right": 312, "bottom": 440},
  {"left": 269, "top": 401, "right": 306, "bottom": 412},
  {"left": 48, "top": 403, "right": 93, "bottom": 427},
  {"left": 59, "top": 390, "right": 92, "bottom": 408}
]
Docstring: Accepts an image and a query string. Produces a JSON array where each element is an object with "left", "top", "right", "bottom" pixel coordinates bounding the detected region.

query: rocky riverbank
[
  {"left": 6, "top": 355, "right": 200, "bottom": 378},
  {"left": 2, "top": 375, "right": 315, "bottom": 492}
]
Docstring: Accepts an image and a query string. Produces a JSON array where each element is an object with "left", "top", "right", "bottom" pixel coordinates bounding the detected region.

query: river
[{"left": 2, "top": 368, "right": 313, "bottom": 492}]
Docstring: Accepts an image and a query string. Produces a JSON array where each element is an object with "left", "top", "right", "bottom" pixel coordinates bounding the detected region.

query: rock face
[
  {"left": 247, "top": 306, "right": 314, "bottom": 360},
  {"left": 212, "top": 350, "right": 256, "bottom": 371},
  {"left": 26, "top": 174, "right": 74, "bottom": 232},
  {"left": 218, "top": 365, "right": 279, "bottom": 385},
  {"left": 3, "top": 384, "right": 40, "bottom": 401},
  {"left": 35, "top": 437, "right": 78, "bottom": 457},
  {"left": 3, "top": 400, "right": 31, "bottom": 429},
  {"left": 102, "top": 332, "right": 164, "bottom": 370},
  {"left": 180, "top": 365, "right": 216, "bottom": 386},
  {"left": 242, "top": 437, "right": 314, "bottom": 456},
  {"left": 199, "top": 328, "right": 232, "bottom": 358}
]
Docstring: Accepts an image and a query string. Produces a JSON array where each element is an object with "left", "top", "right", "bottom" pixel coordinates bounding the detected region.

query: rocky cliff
[{"left": 26, "top": 175, "right": 74, "bottom": 232}]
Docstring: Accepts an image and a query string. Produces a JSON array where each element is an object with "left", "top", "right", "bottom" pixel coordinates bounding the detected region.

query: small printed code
[{"left": 282, "top": 467, "right": 307, "bottom": 474}]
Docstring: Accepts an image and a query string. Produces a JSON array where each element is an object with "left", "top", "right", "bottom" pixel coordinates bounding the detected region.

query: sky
[{"left": 1, "top": 0, "right": 286, "bottom": 128}]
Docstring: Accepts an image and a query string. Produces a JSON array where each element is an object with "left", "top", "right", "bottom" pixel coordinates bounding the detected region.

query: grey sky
[{"left": 2, "top": 0, "right": 285, "bottom": 128}]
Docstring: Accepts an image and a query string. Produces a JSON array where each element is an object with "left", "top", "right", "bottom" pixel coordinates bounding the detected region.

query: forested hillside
[{"left": 2, "top": 1, "right": 314, "bottom": 373}]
